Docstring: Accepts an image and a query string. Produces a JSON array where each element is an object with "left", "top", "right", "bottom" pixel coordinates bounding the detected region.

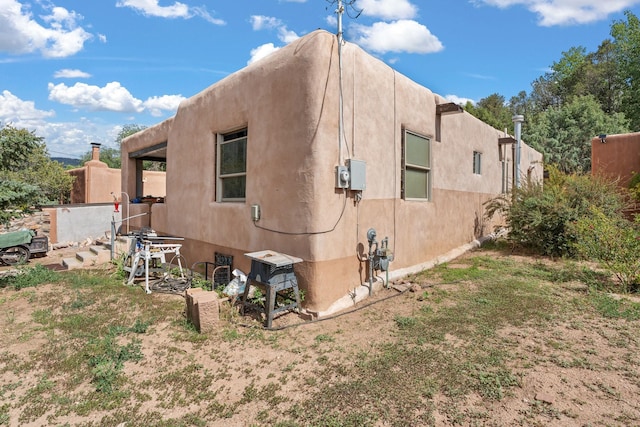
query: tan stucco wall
[
  {"left": 69, "top": 161, "right": 165, "bottom": 204},
  {"left": 121, "top": 30, "right": 543, "bottom": 313},
  {"left": 591, "top": 132, "right": 640, "bottom": 188}
]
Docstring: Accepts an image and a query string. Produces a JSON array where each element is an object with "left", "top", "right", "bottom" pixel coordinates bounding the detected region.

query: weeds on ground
[
  {"left": 0, "top": 264, "right": 61, "bottom": 290},
  {"left": 279, "top": 252, "right": 636, "bottom": 427},
  {"left": 2, "top": 248, "right": 639, "bottom": 426}
]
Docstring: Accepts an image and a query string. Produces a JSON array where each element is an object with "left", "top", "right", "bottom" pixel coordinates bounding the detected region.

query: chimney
[{"left": 91, "top": 142, "right": 101, "bottom": 161}]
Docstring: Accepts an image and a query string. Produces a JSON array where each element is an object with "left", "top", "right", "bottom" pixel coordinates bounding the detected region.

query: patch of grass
[
  {"left": 0, "top": 403, "right": 9, "bottom": 426},
  {"left": 32, "top": 308, "right": 52, "bottom": 325},
  {"left": 0, "top": 264, "right": 61, "bottom": 290},
  {"left": 474, "top": 367, "right": 519, "bottom": 400},
  {"left": 314, "top": 333, "right": 335, "bottom": 343},
  {"left": 88, "top": 326, "right": 144, "bottom": 393},
  {"left": 590, "top": 293, "right": 640, "bottom": 320},
  {"left": 281, "top": 254, "right": 570, "bottom": 426},
  {"left": 66, "top": 290, "right": 94, "bottom": 310},
  {"left": 2, "top": 250, "right": 639, "bottom": 426},
  {"left": 393, "top": 315, "right": 417, "bottom": 329}
]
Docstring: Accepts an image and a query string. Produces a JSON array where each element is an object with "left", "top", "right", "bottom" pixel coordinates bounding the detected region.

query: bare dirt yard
[{"left": 1, "top": 246, "right": 639, "bottom": 426}]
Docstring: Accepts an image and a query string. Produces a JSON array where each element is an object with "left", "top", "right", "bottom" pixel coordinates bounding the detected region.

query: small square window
[{"left": 473, "top": 151, "right": 482, "bottom": 175}]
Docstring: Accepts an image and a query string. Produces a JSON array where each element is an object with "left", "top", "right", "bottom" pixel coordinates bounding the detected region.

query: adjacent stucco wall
[
  {"left": 121, "top": 30, "right": 543, "bottom": 313},
  {"left": 48, "top": 204, "right": 121, "bottom": 243},
  {"left": 591, "top": 132, "right": 640, "bottom": 188},
  {"left": 69, "top": 160, "right": 165, "bottom": 204}
]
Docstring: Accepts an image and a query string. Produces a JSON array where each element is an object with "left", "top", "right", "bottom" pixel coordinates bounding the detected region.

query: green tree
[
  {"left": 17, "top": 144, "right": 75, "bottom": 204},
  {"left": 116, "top": 125, "right": 165, "bottom": 172},
  {"left": 0, "top": 124, "right": 74, "bottom": 224},
  {"left": 0, "top": 124, "right": 42, "bottom": 172},
  {"left": 508, "top": 90, "right": 530, "bottom": 117},
  {"left": 524, "top": 95, "right": 629, "bottom": 173},
  {"left": 584, "top": 40, "right": 624, "bottom": 114},
  {"left": 78, "top": 146, "right": 122, "bottom": 169},
  {"left": 611, "top": 10, "right": 640, "bottom": 130},
  {"left": 117, "top": 124, "right": 147, "bottom": 147},
  {"left": 465, "top": 93, "right": 513, "bottom": 132}
]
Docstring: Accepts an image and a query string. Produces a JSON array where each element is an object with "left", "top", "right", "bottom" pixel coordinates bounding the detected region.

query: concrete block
[
  {"left": 61, "top": 257, "right": 82, "bottom": 270},
  {"left": 89, "top": 245, "right": 111, "bottom": 264},
  {"left": 185, "top": 288, "right": 204, "bottom": 329},
  {"left": 75, "top": 251, "right": 97, "bottom": 266},
  {"left": 194, "top": 292, "right": 219, "bottom": 334}
]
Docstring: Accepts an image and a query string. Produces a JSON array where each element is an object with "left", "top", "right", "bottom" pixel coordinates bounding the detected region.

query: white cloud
[
  {"left": 0, "top": 0, "right": 92, "bottom": 58},
  {"left": 248, "top": 15, "right": 299, "bottom": 64},
  {"left": 54, "top": 69, "right": 92, "bottom": 79},
  {"left": 0, "top": 90, "right": 180, "bottom": 157},
  {"left": 191, "top": 6, "right": 226, "bottom": 25},
  {"left": 355, "top": 0, "right": 418, "bottom": 20},
  {"left": 445, "top": 94, "right": 475, "bottom": 106},
  {"left": 474, "top": 0, "right": 640, "bottom": 26},
  {"left": 48, "top": 81, "right": 144, "bottom": 113},
  {"left": 0, "top": 90, "right": 55, "bottom": 125},
  {"left": 47, "top": 81, "right": 184, "bottom": 117},
  {"left": 0, "top": 90, "right": 106, "bottom": 157},
  {"left": 116, "top": 0, "right": 225, "bottom": 24},
  {"left": 350, "top": 20, "right": 443, "bottom": 54},
  {"left": 143, "top": 94, "right": 185, "bottom": 117},
  {"left": 250, "top": 15, "right": 282, "bottom": 31},
  {"left": 278, "top": 27, "right": 299, "bottom": 44},
  {"left": 38, "top": 119, "right": 124, "bottom": 158},
  {"left": 115, "top": 0, "right": 189, "bottom": 18},
  {"left": 248, "top": 43, "right": 280, "bottom": 64}
]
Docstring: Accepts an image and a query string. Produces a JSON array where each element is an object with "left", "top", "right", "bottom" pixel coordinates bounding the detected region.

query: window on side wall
[
  {"left": 217, "top": 128, "right": 247, "bottom": 202},
  {"left": 402, "top": 129, "right": 431, "bottom": 200},
  {"left": 473, "top": 151, "right": 482, "bottom": 175}
]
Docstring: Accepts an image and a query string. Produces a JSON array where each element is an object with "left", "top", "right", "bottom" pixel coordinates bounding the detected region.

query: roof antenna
[{"left": 329, "top": 0, "right": 361, "bottom": 165}]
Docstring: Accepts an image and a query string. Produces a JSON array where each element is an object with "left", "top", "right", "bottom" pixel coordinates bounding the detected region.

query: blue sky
[{"left": 1, "top": 0, "right": 640, "bottom": 159}]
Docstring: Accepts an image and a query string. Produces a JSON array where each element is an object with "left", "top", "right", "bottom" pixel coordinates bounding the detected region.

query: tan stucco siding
[
  {"left": 592, "top": 132, "right": 640, "bottom": 188},
  {"left": 120, "top": 29, "right": 543, "bottom": 313},
  {"left": 159, "top": 31, "right": 337, "bottom": 262}
]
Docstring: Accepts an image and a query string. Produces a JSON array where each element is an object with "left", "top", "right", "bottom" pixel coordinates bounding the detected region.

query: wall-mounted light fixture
[{"left": 599, "top": 134, "right": 607, "bottom": 144}]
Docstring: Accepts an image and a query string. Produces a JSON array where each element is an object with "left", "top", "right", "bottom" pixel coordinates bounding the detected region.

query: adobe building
[
  {"left": 120, "top": 30, "right": 543, "bottom": 315},
  {"left": 68, "top": 142, "right": 166, "bottom": 204},
  {"left": 591, "top": 132, "right": 640, "bottom": 188}
]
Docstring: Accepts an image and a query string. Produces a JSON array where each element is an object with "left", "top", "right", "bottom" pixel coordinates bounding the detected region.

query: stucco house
[
  {"left": 121, "top": 29, "right": 543, "bottom": 315},
  {"left": 591, "top": 132, "right": 640, "bottom": 188},
  {"left": 68, "top": 142, "right": 166, "bottom": 204}
]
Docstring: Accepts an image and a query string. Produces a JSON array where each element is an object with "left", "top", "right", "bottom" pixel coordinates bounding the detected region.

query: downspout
[{"left": 513, "top": 115, "right": 524, "bottom": 188}]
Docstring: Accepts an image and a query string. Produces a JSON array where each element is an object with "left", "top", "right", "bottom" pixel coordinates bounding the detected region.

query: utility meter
[{"left": 335, "top": 165, "right": 350, "bottom": 189}]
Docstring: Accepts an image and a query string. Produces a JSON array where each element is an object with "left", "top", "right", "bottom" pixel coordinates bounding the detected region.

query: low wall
[{"left": 43, "top": 204, "right": 122, "bottom": 244}]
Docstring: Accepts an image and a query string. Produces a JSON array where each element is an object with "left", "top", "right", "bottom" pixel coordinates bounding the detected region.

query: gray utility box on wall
[{"left": 348, "top": 159, "right": 366, "bottom": 191}]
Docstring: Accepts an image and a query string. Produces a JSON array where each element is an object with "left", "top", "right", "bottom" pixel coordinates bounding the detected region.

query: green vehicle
[{"left": 0, "top": 230, "right": 49, "bottom": 265}]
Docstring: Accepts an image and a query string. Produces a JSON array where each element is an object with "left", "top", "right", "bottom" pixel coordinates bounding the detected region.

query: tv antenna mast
[{"left": 330, "top": 0, "right": 361, "bottom": 164}]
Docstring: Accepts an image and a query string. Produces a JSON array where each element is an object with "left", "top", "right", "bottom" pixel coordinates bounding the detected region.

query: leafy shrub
[
  {"left": 485, "top": 166, "right": 628, "bottom": 257},
  {"left": 569, "top": 207, "right": 640, "bottom": 293},
  {"left": 628, "top": 171, "right": 640, "bottom": 202}
]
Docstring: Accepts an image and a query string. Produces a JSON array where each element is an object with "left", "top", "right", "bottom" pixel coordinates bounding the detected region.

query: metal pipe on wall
[{"left": 513, "top": 115, "right": 524, "bottom": 188}]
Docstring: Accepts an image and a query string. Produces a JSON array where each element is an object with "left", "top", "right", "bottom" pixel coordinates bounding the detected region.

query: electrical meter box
[{"left": 348, "top": 159, "right": 366, "bottom": 191}]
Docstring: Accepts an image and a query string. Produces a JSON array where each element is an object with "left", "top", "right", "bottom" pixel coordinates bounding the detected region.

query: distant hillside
[{"left": 51, "top": 157, "right": 81, "bottom": 167}]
